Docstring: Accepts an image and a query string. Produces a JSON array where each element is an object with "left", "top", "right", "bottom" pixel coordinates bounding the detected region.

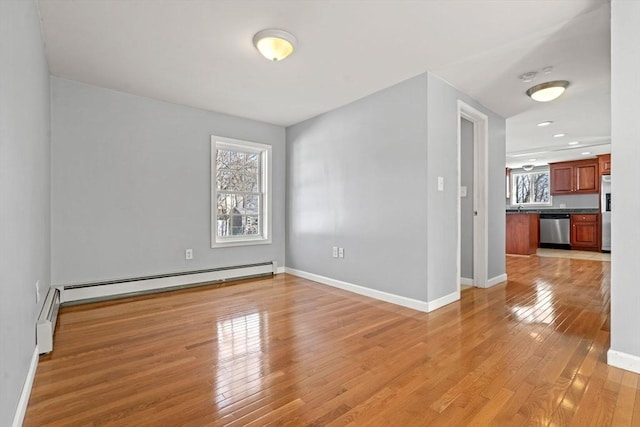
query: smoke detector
[{"left": 519, "top": 72, "right": 538, "bottom": 83}]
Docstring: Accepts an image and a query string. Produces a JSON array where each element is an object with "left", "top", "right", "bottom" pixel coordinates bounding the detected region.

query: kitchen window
[
  {"left": 511, "top": 168, "right": 551, "bottom": 206},
  {"left": 211, "top": 136, "right": 272, "bottom": 247}
]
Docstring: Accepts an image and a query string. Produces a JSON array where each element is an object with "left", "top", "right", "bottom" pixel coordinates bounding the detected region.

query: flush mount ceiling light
[
  {"left": 568, "top": 141, "right": 580, "bottom": 145},
  {"left": 537, "top": 121, "right": 553, "bottom": 127},
  {"left": 553, "top": 133, "right": 566, "bottom": 138},
  {"left": 253, "top": 29, "right": 297, "bottom": 61},
  {"left": 526, "top": 80, "right": 570, "bottom": 102},
  {"left": 522, "top": 164, "right": 535, "bottom": 171}
]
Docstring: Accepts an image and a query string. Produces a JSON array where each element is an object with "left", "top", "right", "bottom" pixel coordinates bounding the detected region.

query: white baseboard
[
  {"left": 608, "top": 349, "right": 640, "bottom": 374},
  {"left": 460, "top": 277, "right": 474, "bottom": 286},
  {"left": 487, "top": 273, "right": 508, "bottom": 288},
  {"left": 12, "top": 346, "right": 39, "bottom": 427},
  {"left": 285, "top": 268, "right": 461, "bottom": 313},
  {"left": 428, "top": 291, "right": 460, "bottom": 312}
]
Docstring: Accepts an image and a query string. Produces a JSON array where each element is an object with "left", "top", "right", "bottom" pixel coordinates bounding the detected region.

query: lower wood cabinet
[
  {"left": 506, "top": 213, "right": 539, "bottom": 255},
  {"left": 570, "top": 214, "right": 600, "bottom": 251}
]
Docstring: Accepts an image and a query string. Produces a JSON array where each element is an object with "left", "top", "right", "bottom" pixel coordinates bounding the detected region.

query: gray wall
[
  {"left": 460, "top": 118, "right": 474, "bottom": 280},
  {"left": 51, "top": 78, "right": 285, "bottom": 285},
  {"left": 610, "top": 0, "right": 640, "bottom": 363},
  {"left": 286, "top": 74, "right": 430, "bottom": 301},
  {"left": 426, "top": 73, "right": 506, "bottom": 297},
  {"left": 286, "top": 72, "right": 505, "bottom": 304},
  {"left": 0, "top": 1, "right": 51, "bottom": 424}
]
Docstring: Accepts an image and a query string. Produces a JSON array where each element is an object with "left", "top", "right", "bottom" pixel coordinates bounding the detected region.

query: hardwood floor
[{"left": 24, "top": 256, "right": 639, "bottom": 426}]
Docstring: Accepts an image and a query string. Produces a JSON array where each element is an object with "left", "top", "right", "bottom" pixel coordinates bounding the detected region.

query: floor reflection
[
  {"left": 509, "top": 281, "right": 556, "bottom": 324},
  {"left": 215, "top": 311, "right": 269, "bottom": 403}
]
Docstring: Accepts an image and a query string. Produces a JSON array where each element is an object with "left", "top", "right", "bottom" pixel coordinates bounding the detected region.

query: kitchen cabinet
[
  {"left": 570, "top": 214, "right": 600, "bottom": 251},
  {"left": 506, "top": 213, "right": 539, "bottom": 255},
  {"left": 550, "top": 159, "right": 599, "bottom": 195},
  {"left": 598, "top": 153, "right": 611, "bottom": 175}
]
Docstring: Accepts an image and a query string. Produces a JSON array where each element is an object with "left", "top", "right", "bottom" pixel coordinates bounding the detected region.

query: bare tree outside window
[
  {"left": 216, "top": 148, "right": 262, "bottom": 238},
  {"left": 512, "top": 170, "right": 550, "bottom": 205}
]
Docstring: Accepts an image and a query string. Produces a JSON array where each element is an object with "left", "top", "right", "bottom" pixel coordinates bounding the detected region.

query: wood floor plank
[{"left": 23, "top": 255, "right": 640, "bottom": 426}]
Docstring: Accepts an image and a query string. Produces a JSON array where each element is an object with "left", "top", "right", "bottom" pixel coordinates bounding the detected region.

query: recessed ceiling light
[
  {"left": 568, "top": 141, "right": 580, "bottom": 145},
  {"left": 253, "top": 29, "right": 297, "bottom": 61},
  {"left": 526, "top": 80, "right": 570, "bottom": 102},
  {"left": 537, "top": 121, "right": 553, "bottom": 127},
  {"left": 582, "top": 152, "right": 591, "bottom": 155},
  {"left": 528, "top": 158, "right": 537, "bottom": 162},
  {"left": 510, "top": 151, "right": 547, "bottom": 158},
  {"left": 553, "top": 133, "right": 565, "bottom": 138}
]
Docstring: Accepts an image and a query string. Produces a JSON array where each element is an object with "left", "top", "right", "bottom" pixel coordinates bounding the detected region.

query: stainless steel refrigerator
[{"left": 601, "top": 175, "right": 611, "bottom": 251}]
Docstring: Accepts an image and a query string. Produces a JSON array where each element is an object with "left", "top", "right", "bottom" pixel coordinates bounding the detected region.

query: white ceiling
[{"left": 37, "top": 0, "right": 611, "bottom": 166}]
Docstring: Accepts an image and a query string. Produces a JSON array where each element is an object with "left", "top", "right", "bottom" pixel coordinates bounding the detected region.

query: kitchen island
[{"left": 506, "top": 212, "right": 539, "bottom": 255}]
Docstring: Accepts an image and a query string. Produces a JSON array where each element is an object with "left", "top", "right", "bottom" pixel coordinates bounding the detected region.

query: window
[
  {"left": 511, "top": 168, "right": 551, "bottom": 205},
  {"left": 211, "top": 136, "right": 271, "bottom": 247}
]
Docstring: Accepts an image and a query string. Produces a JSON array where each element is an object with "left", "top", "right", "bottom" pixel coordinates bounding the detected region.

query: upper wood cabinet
[
  {"left": 598, "top": 153, "right": 611, "bottom": 175},
  {"left": 550, "top": 158, "right": 600, "bottom": 195}
]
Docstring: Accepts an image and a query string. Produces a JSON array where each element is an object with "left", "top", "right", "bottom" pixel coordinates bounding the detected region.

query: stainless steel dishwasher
[{"left": 539, "top": 213, "right": 571, "bottom": 248}]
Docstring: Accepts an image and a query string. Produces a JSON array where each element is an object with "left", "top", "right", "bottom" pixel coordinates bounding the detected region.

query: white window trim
[
  {"left": 211, "top": 135, "right": 272, "bottom": 248},
  {"left": 510, "top": 168, "right": 552, "bottom": 207}
]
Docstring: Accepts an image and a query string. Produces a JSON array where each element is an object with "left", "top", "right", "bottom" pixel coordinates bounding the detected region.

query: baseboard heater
[
  {"left": 37, "top": 287, "right": 61, "bottom": 354},
  {"left": 60, "top": 261, "right": 277, "bottom": 304}
]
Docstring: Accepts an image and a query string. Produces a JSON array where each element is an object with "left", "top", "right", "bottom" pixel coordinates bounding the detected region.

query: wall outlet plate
[
  {"left": 332, "top": 246, "right": 338, "bottom": 258},
  {"left": 338, "top": 247, "right": 344, "bottom": 258},
  {"left": 185, "top": 249, "right": 193, "bottom": 260}
]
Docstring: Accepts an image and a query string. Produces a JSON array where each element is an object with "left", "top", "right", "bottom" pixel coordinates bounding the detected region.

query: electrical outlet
[
  {"left": 332, "top": 246, "right": 338, "bottom": 258},
  {"left": 339, "top": 247, "right": 344, "bottom": 258},
  {"left": 185, "top": 249, "right": 193, "bottom": 260},
  {"left": 35, "top": 280, "right": 40, "bottom": 304}
]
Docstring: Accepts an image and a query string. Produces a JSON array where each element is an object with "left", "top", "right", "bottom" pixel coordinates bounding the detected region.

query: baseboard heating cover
[
  {"left": 37, "top": 287, "right": 61, "bottom": 354},
  {"left": 60, "top": 261, "right": 277, "bottom": 304}
]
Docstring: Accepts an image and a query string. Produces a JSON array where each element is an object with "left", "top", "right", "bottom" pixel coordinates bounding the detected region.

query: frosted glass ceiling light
[
  {"left": 253, "top": 29, "right": 297, "bottom": 61},
  {"left": 526, "top": 80, "right": 569, "bottom": 102}
]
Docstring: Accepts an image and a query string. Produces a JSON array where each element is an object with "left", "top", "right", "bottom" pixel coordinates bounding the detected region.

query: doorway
[
  {"left": 460, "top": 118, "right": 474, "bottom": 287},
  {"left": 457, "top": 101, "right": 488, "bottom": 289}
]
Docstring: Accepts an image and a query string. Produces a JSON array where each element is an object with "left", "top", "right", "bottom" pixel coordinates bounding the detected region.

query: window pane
[
  {"left": 515, "top": 175, "right": 531, "bottom": 204},
  {"left": 243, "top": 173, "right": 259, "bottom": 192},
  {"left": 532, "top": 173, "right": 550, "bottom": 203},
  {"left": 216, "top": 149, "right": 230, "bottom": 170},
  {"left": 227, "top": 195, "right": 244, "bottom": 213},
  {"left": 230, "top": 215, "right": 244, "bottom": 235},
  {"left": 216, "top": 170, "right": 232, "bottom": 190},
  {"left": 216, "top": 194, "right": 229, "bottom": 216},
  {"left": 246, "top": 216, "right": 260, "bottom": 235},
  {"left": 246, "top": 153, "right": 259, "bottom": 173},
  {"left": 229, "top": 151, "right": 244, "bottom": 169},
  {"left": 244, "top": 195, "right": 260, "bottom": 215}
]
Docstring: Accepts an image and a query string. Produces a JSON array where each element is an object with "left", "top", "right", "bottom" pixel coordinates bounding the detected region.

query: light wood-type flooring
[{"left": 24, "top": 256, "right": 640, "bottom": 426}]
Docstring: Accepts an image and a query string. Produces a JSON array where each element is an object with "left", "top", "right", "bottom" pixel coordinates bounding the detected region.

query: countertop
[{"left": 506, "top": 208, "right": 600, "bottom": 214}]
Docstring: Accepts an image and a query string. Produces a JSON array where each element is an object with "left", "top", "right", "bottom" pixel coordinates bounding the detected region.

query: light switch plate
[
  {"left": 460, "top": 186, "right": 467, "bottom": 197},
  {"left": 437, "top": 176, "right": 444, "bottom": 191}
]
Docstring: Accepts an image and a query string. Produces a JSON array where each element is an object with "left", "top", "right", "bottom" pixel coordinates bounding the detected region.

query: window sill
[{"left": 211, "top": 237, "right": 272, "bottom": 249}]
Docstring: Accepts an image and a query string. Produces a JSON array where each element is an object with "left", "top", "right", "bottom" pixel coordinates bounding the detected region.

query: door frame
[{"left": 457, "top": 101, "right": 489, "bottom": 289}]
